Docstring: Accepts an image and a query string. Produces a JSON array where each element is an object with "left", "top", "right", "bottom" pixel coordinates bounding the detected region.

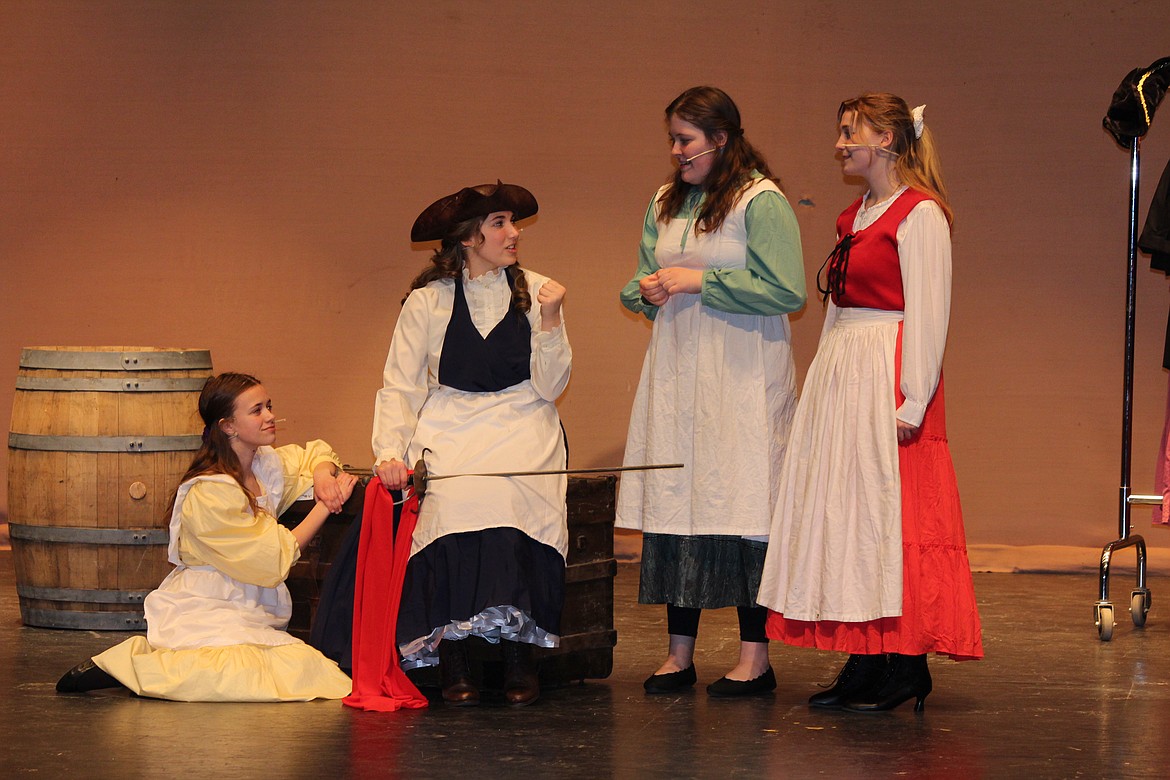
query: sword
[
  {"left": 349, "top": 459, "right": 683, "bottom": 500},
  {"left": 402, "top": 459, "right": 683, "bottom": 499}
]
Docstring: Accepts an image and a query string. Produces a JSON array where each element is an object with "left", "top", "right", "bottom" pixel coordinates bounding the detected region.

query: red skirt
[{"left": 766, "top": 328, "right": 984, "bottom": 660}]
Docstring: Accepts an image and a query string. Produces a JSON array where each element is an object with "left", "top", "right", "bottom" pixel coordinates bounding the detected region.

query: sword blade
[{"left": 426, "top": 463, "right": 684, "bottom": 481}]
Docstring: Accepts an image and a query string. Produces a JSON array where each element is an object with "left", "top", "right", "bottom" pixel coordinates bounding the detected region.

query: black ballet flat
[
  {"left": 706, "top": 666, "right": 776, "bottom": 698},
  {"left": 643, "top": 665, "right": 697, "bottom": 694},
  {"left": 56, "top": 659, "right": 121, "bottom": 693}
]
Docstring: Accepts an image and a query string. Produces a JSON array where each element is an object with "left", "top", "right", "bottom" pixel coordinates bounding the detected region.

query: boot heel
[{"left": 843, "top": 653, "right": 932, "bottom": 713}]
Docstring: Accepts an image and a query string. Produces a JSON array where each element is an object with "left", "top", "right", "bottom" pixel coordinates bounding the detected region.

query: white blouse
[{"left": 372, "top": 266, "right": 571, "bottom": 466}]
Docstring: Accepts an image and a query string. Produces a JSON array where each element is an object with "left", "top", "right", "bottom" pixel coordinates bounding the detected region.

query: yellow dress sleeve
[
  {"left": 178, "top": 480, "right": 300, "bottom": 588},
  {"left": 273, "top": 439, "right": 343, "bottom": 516}
]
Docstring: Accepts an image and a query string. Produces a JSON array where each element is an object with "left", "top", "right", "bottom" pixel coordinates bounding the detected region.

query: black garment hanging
[
  {"left": 1140, "top": 157, "right": 1170, "bottom": 368},
  {"left": 437, "top": 271, "right": 531, "bottom": 392}
]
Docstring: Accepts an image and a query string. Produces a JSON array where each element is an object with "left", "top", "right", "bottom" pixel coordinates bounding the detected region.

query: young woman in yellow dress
[{"left": 56, "top": 372, "right": 356, "bottom": 701}]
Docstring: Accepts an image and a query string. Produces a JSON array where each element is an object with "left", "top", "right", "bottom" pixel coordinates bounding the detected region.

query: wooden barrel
[{"left": 7, "top": 347, "right": 212, "bottom": 629}]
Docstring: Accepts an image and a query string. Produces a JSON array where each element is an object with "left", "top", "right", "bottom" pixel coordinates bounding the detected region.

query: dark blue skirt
[{"left": 396, "top": 527, "right": 565, "bottom": 668}]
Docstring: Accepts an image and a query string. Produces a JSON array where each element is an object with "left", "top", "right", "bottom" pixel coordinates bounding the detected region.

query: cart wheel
[
  {"left": 1096, "top": 603, "right": 1115, "bottom": 641},
  {"left": 1130, "top": 589, "right": 1151, "bottom": 627}
]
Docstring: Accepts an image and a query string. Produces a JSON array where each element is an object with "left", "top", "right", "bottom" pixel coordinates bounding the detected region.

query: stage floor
[{"left": 1, "top": 550, "right": 1166, "bottom": 778}]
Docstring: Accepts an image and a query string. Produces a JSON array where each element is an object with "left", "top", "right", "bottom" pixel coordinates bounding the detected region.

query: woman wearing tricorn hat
[{"left": 372, "top": 181, "right": 570, "bottom": 707}]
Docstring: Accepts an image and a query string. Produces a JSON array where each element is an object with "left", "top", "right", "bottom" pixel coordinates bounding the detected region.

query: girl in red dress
[{"left": 756, "top": 93, "right": 983, "bottom": 712}]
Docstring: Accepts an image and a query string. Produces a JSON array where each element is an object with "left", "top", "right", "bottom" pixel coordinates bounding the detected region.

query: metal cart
[{"left": 1096, "top": 57, "right": 1170, "bottom": 641}]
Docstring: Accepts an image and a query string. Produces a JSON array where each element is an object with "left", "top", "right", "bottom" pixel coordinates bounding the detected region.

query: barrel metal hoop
[
  {"left": 7, "top": 433, "right": 201, "bottom": 452},
  {"left": 15, "top": 376, "right": 210, "bottom": 393},
  {"left": 8, "top": 523, "right": 169, "bottom": 545},
  {"left": 19, "top": 607, "right": 146, "bottom": 630},
  {"left": 16, "top": 584, "right": 153, "bottom": 604},
  {"left": 19, "top": 348, "right": 213, "bottom": 372}
]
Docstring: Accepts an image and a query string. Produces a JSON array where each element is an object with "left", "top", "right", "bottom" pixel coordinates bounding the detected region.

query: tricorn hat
[
  {"left": 1103, "top": 57, "right": 1170, "bottom": 147},
  {"left": 410, "top": 181, "right": 539, "bottom": 242}
]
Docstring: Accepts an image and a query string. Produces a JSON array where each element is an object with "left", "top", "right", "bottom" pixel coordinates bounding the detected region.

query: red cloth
[{"left": 342, "top": 482, "right": 429, "bottom": 712}]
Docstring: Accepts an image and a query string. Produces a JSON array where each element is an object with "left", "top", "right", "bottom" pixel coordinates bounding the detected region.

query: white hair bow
[{"left": 911, "top": 105, "right": 926, "bottom": 139}]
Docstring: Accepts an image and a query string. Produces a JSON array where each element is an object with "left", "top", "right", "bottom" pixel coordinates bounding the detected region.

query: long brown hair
[
  {"left": 838, "top": 93, "right": 953, "bottom": 225},
  {"left": 657, "top": 86, "right": 780, "bottom": 234},
  {"left": 166, "top": 372, "right": 264, "bottom": 517},
  {"left": 405, "top": 206, "right": 531, "bottom": 312}
]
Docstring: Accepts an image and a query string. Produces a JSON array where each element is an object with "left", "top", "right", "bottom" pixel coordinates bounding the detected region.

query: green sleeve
[
  {"left": 618, "top": 196, "right": 662, "bottom": 321},
  {"left": 700, "top": 190, "right": 807, "bottom": 316}
]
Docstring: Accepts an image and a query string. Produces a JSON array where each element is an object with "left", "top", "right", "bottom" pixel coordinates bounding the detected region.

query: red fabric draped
[{"left": 342, "top": 483, "right": 429, "bottom": 712}]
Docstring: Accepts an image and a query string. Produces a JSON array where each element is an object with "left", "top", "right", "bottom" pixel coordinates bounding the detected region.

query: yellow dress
[{"left": 93, "top": 441, "right": 352, "bottom": 702}]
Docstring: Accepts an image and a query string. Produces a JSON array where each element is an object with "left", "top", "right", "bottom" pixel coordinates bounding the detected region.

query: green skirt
[{"left": 638, "top": 533, "right": 767, "bottom": 609}]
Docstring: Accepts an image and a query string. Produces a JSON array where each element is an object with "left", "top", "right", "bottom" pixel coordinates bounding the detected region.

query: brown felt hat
[{"left": 410, "top": 181, "right": 539, "bottom": 242}]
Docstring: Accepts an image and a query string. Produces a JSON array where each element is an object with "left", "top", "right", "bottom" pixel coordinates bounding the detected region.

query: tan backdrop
[{"left": 2, "top": 1, "right": 1169, "bottom": 568}]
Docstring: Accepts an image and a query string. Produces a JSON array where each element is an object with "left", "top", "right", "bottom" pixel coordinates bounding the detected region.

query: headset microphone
[
  {"left": 681, "top": 148, "right": 717, "bottom": 164},
  {"left": 840, "top": 143, "right": 898, "bottom": 159}
]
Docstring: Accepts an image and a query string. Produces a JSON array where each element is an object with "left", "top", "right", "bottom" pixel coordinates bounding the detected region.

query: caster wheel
[
  {"left": 1130, "top": 589, "right": 1151, "bottom": 627},
  {"left": 1096, "top": 603, "right": 1115, "bottom": 641}
]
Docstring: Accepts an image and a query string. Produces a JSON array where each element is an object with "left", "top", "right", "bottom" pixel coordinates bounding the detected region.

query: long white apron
[
  {"left": 756, "top": 308, "right": 904, "bottom": 621},
  {"left": 406, "top": 381, "right": 568, "bottom": 558},
  {"left": 617, "top": 179, "right": 797, "bottom": 537}
]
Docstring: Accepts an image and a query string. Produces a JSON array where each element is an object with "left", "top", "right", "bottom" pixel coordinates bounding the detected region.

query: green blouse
[{"left": 619, "top": 179, "right": 806, "bottom": 320}]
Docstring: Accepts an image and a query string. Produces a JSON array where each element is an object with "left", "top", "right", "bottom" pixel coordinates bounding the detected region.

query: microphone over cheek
[{"left": 682, "top": 148, "right": 717, "bottom": 164}]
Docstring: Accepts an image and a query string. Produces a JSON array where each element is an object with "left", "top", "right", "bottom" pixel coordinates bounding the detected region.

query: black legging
[{"left": 666, "top": 604, "right": 769, "bottom": 644}]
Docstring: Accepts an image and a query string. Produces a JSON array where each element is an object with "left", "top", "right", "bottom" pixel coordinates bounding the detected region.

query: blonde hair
[{"left": 839, "top": 93, "right": 953, "bottom": 225}]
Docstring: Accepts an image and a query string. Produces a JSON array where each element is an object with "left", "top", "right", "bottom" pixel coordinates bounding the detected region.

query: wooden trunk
[
  {"left": 537, "top": 475, "right": 617, "bottom": 682},
  {"left": 283, "top": 475, "right": 618, "bottom": 684},
  {"left": 282, "top": 483, "right": 364, "bottom": 641},
  {"left": 6, "top": 347, "right": 210, "bottom": 629}
]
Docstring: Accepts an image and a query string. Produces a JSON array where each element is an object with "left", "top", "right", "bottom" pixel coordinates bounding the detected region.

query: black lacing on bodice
[{"left": 816, "top": 232, "right": 854, "bottom": 304}]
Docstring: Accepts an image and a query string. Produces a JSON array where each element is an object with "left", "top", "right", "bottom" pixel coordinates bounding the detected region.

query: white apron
[
  {"left": 406, "top": 381, "right": 568, "bottom": 558},
  {"left": 756, "top": 308, "right": 904, "bottom": 621},
  {"left": 617, "top": 178, "right": 798, "bottom": 537},
  {"left": 146, "top": 450, "right": 306, "bottom": 650}
]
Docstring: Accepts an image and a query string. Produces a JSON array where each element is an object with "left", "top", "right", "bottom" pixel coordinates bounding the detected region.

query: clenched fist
[{"left": 538, "top": 279, "right": 566, "bottom": 331}]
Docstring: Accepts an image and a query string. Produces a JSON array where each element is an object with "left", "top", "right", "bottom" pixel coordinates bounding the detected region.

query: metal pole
[{"left": 1119, "top": 136, "right": 1141, "bottom": 541}]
